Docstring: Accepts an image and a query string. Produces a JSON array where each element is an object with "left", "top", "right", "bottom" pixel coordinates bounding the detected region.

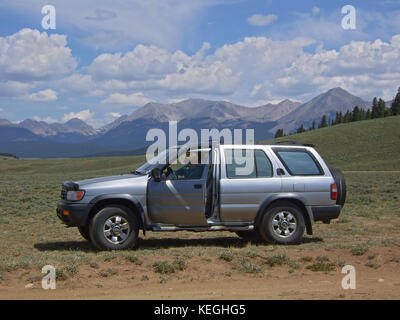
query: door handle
[{"left": 194, "top": 184, "right": 202, "bottom": 189}]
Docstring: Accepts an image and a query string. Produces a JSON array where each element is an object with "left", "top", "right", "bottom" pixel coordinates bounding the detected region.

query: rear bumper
[
  {"left": 311, "top": 205, "right": 341, "bottom": 222},
  {"left": 57, "top": 201, "right": 92, "bottom": 227}
]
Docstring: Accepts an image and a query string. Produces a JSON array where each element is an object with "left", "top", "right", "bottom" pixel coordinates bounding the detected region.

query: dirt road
[{"left": 1, "top": 247, "right": 399, "bottom": 300}]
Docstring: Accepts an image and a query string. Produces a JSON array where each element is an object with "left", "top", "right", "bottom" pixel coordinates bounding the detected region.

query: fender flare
[
  {"left": 254, "top": 194, "right": 314, "bottom": 235},
  {"left": 89, "top": 194, "right": 147, "bottom": 235}
]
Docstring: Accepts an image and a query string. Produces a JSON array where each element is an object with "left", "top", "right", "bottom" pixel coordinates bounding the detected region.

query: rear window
[{"left": 274, "top": 149, "right": 323, "bottom": 175}]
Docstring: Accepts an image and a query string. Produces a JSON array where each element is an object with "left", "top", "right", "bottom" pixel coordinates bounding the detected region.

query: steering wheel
[{"left": 166, "top": 166, "right": 178, "bottom": 180}]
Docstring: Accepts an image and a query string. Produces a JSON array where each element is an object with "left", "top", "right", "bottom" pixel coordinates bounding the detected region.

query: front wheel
[
  {"left": 259, "top": 202, "right": 305, "bottom": 245},
  {"left": 89, "top": 205, "right": 139, "bottom": 250}
]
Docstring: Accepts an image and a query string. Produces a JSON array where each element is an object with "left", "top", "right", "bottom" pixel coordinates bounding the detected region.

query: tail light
[{"left": 331, "top": 183, "right": 338, "bottom": 200}]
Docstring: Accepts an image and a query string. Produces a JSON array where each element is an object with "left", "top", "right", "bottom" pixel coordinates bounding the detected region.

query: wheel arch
[
  {"left": 254, "top": 196, "right": 313, "bottom": 235},
  {"left": 87, "top": 194, "right": 146, "bottom": 235}
]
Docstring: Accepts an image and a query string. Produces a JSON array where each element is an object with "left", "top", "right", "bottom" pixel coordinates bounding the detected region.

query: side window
[
  {"left": 224, "top": 149, "right": 273, "bottom": 179},
  {"left": 255, "top": 150, "right": 273, "bottom": 177},
  {"left": 274, "top": 149, "right": 323, "bottom": 175},
  {"left": 169, "top": 150, "right": 209, "bottom": 180},
  {"left": 225, "top": 149, "right": 256, "bottom": 178}
]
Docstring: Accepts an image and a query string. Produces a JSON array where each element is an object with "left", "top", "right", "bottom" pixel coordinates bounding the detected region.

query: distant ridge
[{"left": 0, "top": 87, "right": 381, "bottom": 158}]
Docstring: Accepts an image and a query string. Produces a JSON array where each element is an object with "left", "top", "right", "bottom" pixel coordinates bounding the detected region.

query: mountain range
[{"left": 0, "top": 87, "right": 377, "bottom": 158}]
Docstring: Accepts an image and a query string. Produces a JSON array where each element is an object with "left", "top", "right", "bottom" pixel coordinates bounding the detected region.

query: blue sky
[{"left": 0, "top": 0, "right": 399, "bottom": 127}]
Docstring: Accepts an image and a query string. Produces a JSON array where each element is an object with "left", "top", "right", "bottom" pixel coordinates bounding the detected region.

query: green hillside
[
  {"left": 263, "top": 116, "right": 400, "bottom": 171},
  {"left": 1, "top": 116, "right": 399, "bottom": 174}
]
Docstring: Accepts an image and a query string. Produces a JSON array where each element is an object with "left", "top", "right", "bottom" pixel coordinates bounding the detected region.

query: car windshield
[
  {"left": 133, "top": 149, "right": 170, "bottom": 175},
  {"left": 133, "top": 146, "right": 210, "bottom": 175}
]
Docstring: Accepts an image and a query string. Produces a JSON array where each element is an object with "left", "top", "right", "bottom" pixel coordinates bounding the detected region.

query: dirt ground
[{"left": 1, "top": 246, "right": 399, "bottom": 300}]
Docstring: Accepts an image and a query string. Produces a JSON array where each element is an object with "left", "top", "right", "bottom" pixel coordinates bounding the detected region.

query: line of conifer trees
[{"left": 275, "top": 87, "right": 400, "bottom": 138}]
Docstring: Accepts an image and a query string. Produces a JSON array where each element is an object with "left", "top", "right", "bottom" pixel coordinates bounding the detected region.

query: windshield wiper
[{"left": 131, "top": 170, "right": 144, "bottom": 175}]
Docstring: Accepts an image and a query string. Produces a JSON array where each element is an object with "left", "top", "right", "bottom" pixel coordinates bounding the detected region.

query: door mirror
[{"left": 151, "top": 168, "right": 162, "bottom": 182}]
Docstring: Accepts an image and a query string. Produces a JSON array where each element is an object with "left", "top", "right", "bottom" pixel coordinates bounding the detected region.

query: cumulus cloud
[
  {"left": 0, "top": 81, "right": 33, "bottom": 97},
  {"left": 32, "top": 115, "right": 58, "bottom": 123},
  {"left": 57, "top": 33, "right": 400, "bottom": 105},
  {"left": 88, "top": 44, "right": 187, "bottom": 81},
  {"left": 248, "top": 14, "right": 277, "bottom": 26},
  {"left": 62, "top": 109, "right": 94, "bottom": 123},
  {"left": 101, "top": 92, "right": 153, "bottom": 107},
  {"left": 0, "top": 29, "right": 76, "bottom": 82},
  {"left": 27, "top": 89, "right": 58, "bottom": 102}
]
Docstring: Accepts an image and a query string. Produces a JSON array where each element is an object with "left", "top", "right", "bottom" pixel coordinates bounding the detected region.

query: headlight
[{"left": 66, "top": 190, "right": 85, "bottom": 201}]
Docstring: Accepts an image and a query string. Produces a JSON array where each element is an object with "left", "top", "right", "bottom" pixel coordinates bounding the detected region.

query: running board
[{"left": 151, "top": 224, "right": 254, "bottom": 232}]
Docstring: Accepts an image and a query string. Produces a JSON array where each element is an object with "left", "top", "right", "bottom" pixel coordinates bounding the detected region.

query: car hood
[{"left": 76, "top": 174, "right": 147, "bottom": 188}]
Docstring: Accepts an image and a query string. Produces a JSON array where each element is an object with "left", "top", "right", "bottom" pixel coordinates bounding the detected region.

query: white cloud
[
  {"left": 312, "top": 7, "right": 320, "bottom": 15},
  {"left": 60, "top": 33, "right": 400, "bottom": 104},
  {"left": 1, "top": 0, "right": 227, "bottom": 50},
  {"left": 88, "top": 44, "right": 187, "bottom": 81},
  {"left": 57, "top": 74, "right": 94, "bottom": 96},
  {"left": 106, "top": 112, "right": 121, "bottom": 118},
  {"left": 0, "top": 108, "right": 3, "bottom": 112},
  {"left": 27, "top": 89, "right": 58, "bottom": 102},
  {"left": 248, "top": 14, "right": 277, "bottom": 26},
  {"left": 62, "top": 109, "right": 95, "bottom": 123},
  {"left": 32, "top": 115, "right": 58, "bottom": 123},
  {"left": 0, "top": 81, "right": 33, "bottom": 97},
  {"left": 0, "top": 29, "right": 76, "bottom": 82},
  {"left": 101, "top": 92, "right": 153, "bottom": 107}
]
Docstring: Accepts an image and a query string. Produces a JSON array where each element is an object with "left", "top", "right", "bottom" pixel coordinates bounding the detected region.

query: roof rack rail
[{"left": 273, "top": 140, "right": 315, "bottom": 148}]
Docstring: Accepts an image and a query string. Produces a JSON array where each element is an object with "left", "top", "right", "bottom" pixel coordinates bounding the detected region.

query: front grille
[{"left": 61, "top": 188, "right": 67, "bottom": 200}]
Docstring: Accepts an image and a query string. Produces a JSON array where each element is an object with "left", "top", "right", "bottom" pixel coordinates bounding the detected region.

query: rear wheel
[
  {"left": 89, "top": 205, "right": 139, "bottom": 250},
  {"left": 259, "top": 202, "right": 305, "bottom": 245}
]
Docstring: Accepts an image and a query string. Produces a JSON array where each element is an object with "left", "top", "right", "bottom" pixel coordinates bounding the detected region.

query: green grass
[{"left": 263, "top": 116, "right": 400, "bottom": 171}]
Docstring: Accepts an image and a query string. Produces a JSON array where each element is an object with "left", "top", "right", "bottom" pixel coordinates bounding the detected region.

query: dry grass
[{"left": 0, "top": 157, "right": 399, "bottom": 286}]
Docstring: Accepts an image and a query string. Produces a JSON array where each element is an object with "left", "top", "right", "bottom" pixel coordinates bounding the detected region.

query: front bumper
[
  {"left": 311, "top": 205, "right": 341, "bottom": 222},
  {"left": 57, "top": 201, "right": 93, "bottom": 227}
]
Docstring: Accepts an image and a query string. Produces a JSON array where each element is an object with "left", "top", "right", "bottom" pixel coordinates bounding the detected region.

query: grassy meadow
[{"left": 0, "top": 117, "right": 399, "bottom": 289}]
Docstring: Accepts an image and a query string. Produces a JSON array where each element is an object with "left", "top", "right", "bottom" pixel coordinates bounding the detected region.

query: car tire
[
  {"left": 259, "top": 202, "right": 305, "bottom": 245},
  {"left": 78, "top": 225, "right": 90, "bottom": 241},
  {"left": 329, "top": 167, "right": 346, "bottom": 207},
  {"left": 235, "top": 230, "right": 263, "bottom": 242},
  {"left": 89, "top": 205, "right": 139, "bottom": 250}
]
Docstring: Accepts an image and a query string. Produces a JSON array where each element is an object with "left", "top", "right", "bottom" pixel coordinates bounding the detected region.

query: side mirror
[{"left": 151, "top": 168, "right": 162, "bottom": 182}]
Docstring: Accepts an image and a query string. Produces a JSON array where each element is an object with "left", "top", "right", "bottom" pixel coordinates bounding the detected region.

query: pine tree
[
  {"left": 360, "top": 109, "right": 366, "bottom": 120},
  {"left": 319, "top": 115, "right": 327, "bottom": 128},
  {"left": 338, "top": 112, "right": 344, "bottom": 124},
  {"left": 274, "top": 129, "right": 284, "bottom": 138},
  {"left": 366, "top": 109, "right": 371, "bottom": 120},
  {"left": 371, "top": 97, "right": 379, "bottom": 118},
  {"left": 351, "top": 106, "right": 361, "bottom": 122},
  {"left": 297, "top": 125, "right": 306, "bottom": 133},
  {"left": 378, "top": 98, "right": 386, "bottom": 117},
  {"left": 391, "top": 87, "right": 400, "bottom": 116},
  {"left": 343, "top": 110, "right": 352, "bottom": 123},
  {"left": 332, "top": 112, "right": 339, "bottom": 125}
]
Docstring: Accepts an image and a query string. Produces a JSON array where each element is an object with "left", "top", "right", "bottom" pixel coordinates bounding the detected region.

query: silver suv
[{"left": 57, "top": 142, "right": 346, "bottom": 250}]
